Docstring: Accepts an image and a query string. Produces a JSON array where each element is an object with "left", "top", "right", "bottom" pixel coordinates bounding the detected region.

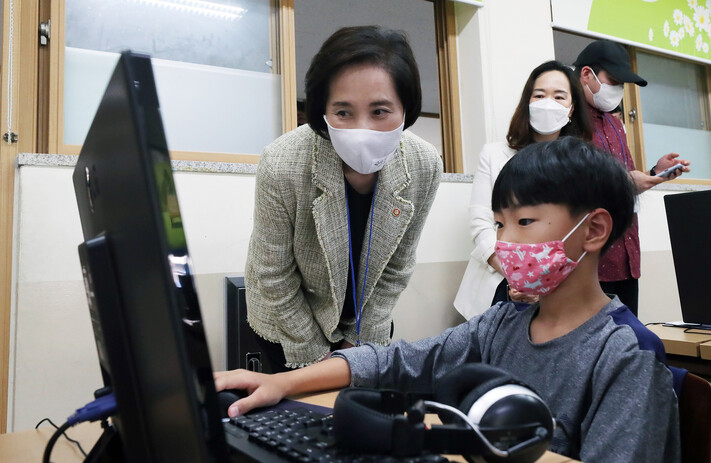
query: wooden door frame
[
  {"left": 434, "top": 0, "right": 463, "bottom": 173},
  {"left": 1, "top": 0, "right": 42, "bottom": 434}
]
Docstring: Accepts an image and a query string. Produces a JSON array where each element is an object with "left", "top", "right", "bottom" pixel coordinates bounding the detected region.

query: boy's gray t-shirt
[{"left": 333, "top": 298, "right": 681, "bottom": 462}]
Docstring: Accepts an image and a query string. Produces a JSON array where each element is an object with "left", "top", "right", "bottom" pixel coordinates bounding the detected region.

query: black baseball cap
[{"left": 573, "top": 40, "right": 647, "bottom": 86}]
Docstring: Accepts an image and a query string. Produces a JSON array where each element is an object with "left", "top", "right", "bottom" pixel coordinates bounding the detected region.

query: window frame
[
  {"left": 626, "top": 47, "right": 711, "bottom": 186},
  {"left": 40, "top": 0, "right": 462, "bottom": 169}
]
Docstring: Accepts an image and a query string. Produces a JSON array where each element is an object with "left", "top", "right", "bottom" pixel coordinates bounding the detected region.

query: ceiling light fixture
[{"left": 128, "top": 0, "right": 247, "bottom": 21}]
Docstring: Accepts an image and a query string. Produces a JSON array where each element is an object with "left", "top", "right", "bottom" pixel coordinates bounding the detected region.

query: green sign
[{"left": 588, "top": 0, "right": 711, "bottom": 62}]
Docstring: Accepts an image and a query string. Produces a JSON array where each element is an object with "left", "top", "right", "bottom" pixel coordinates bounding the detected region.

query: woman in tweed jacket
[{"left": 245, "top": 26, "right": 442, "bottom": 369}]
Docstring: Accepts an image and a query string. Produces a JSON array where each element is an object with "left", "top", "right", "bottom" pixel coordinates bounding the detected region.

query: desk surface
[
  {"left": 648, "top": 324, "right": 711, "bottom": 378},
  {"left": 648, "top": 324, "right": 711, "bottom": 357},
  {"left": 0, "top": 421, "right": 103, "bottom": 463},
  {"left": 700, "top": 340, "right": 711, "bottom": 360},
  {"left": 0, "top": 390, "right": 577, "bottom": 463}
]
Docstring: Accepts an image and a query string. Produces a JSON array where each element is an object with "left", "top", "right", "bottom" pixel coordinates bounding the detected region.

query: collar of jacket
[{"left": 309, "top": 131, "right": 415, "bottom": 317}]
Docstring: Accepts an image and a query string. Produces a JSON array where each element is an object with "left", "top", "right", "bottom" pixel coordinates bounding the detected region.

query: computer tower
[{"left": 225, "top": 276, "right": 273, "bottom": 373}]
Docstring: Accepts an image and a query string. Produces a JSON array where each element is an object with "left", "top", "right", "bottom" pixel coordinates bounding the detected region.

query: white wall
[{"left": 455, "top": 0, "right": 555, "bottom": 173}]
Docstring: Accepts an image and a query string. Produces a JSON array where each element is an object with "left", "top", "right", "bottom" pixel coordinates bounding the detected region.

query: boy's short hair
[{"left": 491, "top": 137, "right": 635, "bottom": 253}]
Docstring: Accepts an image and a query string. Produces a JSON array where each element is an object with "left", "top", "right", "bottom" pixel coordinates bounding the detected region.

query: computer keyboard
[{"left": 224, "top": 407, "right": 452, "bottom": 463}]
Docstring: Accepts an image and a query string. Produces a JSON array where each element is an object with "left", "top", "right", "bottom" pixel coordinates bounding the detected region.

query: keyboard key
[
  {"left": 293, "top": 442, "right": 323, "bottom": 457},
  {"left": 264, "top": 439, "right": 279, "bottom": 448},
  {"left": 304, "top": 418, "right": 321, "bottom": 428}
]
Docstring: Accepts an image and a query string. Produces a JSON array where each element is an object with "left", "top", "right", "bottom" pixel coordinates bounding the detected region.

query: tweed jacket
[{"left": 245, "top": 124, "right": 442, "bottom": 367}]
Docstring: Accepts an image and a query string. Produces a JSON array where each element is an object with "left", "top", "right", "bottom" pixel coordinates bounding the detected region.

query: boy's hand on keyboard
[
  {"left": 216, "top": 358, "right": 351, "bottom": 418},
  {"left": 214, "top": 369, "right": 288, "bottom": 417}
]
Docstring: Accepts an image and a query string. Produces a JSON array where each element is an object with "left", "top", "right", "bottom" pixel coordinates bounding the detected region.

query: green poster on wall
[{"left": 588, "top": 0, "right": 711, "bottom": 61}]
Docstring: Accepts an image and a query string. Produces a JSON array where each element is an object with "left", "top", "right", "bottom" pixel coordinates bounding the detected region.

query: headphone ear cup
[
  {"left": 469, "top": 386, "right": 554, "bottom": 463},
  {"left": 435, "top": 364, "right": 554, "bottom": 463},
  {"left": 333, "top": 388, "right": 427, "bottom": 456},
  {"left": 434, "top": 363, "right": 517, "bottom": 411},
  {"left": 458, "top": 382, "right": 508, "bottom": 420},
  {"left": 333, "top": 388, "right": 396, "bottom": 454}
]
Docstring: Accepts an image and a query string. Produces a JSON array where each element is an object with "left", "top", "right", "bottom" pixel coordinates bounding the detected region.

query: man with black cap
[{"left": 574, "top": 39, "right": 690, "bottom": 317}]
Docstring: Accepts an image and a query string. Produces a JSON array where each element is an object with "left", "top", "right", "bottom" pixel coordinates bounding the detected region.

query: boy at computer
[{"left": 215, "top": 137, "right": 681, "bottom": 462}]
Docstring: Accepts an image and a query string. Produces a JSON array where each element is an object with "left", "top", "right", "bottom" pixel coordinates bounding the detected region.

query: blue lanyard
[
  {"left": 595, "top": 114, "right": 628, "bottom": 166},
  {"left": 345, "top": 177, "right": 377, "bottom": 347}
]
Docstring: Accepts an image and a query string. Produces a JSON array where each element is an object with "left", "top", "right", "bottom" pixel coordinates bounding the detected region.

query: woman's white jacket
[{"left": 454, "top": 141, "right": 515, "bottom": 319}]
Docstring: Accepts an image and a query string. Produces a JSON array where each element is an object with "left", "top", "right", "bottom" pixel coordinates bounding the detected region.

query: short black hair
[
  {"left": 305, "top": 26, "right": 422, "bottom": 139},
  {"left": 507, "top": 60, "right": 593, "bottom": 150},
  {"left": 492, "top": 137, "right": 635, "bottom": 253},
  {"left": 573, "top": 63, "right": 602, "bottom": 78}
]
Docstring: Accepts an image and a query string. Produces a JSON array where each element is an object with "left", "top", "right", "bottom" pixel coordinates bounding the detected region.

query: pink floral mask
[{"left": 494, "top": 214, "right": 590, "bottom": 296}]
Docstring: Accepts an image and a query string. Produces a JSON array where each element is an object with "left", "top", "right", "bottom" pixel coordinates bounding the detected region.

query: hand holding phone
[{"left": 655, "top": 163, "right": 684, "bottom": 178}]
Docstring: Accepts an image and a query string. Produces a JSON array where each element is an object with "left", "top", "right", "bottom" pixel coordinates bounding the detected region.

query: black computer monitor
[
  {"left": 73, "top": 51, "right": 229, "bottom": 462},
  {"left": 664, "top": 190, "right": 711, "bottom": 329}
]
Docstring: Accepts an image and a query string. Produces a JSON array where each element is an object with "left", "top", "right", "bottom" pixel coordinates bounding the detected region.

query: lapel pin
[{"left": 392, "top": 208, "right": 401, "bottom": 217}]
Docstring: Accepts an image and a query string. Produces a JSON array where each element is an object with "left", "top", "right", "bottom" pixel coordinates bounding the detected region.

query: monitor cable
[{"left": 35, "top": 418, "right": 88, "bottom": 457}]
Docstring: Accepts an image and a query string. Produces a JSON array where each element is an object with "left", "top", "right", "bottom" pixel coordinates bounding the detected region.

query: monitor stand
[
  {"left": 78, "top": 237, "right": 128, "bottom": 462},
  {"left": 663, "top": 322, "right": 711, "bottom": 332},
  {"left": 686, "top": 324, "right": 711, "bottom": 332},
  {"left": 84, "top": 423, "right": 124, "bottom": 463}
]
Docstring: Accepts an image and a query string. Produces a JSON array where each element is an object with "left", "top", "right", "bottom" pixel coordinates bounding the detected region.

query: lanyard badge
[{"left": 345, "top": 177, "right": 378, "bottom": 346}]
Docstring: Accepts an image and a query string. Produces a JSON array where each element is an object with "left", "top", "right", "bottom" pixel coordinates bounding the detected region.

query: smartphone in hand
[{"left": 655, "top": 163, "right": 684, "bottom": 178}]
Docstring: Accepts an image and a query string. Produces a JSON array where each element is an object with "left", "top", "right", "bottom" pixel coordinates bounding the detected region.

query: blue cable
[
  {"left": 345, "top": 177, "right": 378, "bottom": 347},
  {"left": 66, "top": 392, "right": 117, "bottom": 426}
]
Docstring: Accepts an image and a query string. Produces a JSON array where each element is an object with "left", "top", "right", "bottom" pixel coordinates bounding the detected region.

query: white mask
[
  {"left": 586, "top": 70, "right": 624, "bottom": 113},
  {"left": 324, "top": 116, "right": 404, "bottom": 174},
  {"left": 529, "top": 98, "right": 571, "bottom": 135}
]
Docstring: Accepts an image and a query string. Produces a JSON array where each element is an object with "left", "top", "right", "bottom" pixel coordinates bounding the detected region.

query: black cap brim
[
  {"left": 604, "top": 62, "right": 648, "bottom": 87},
  {"left": 574, "top": 40, "right": 648, "bottom": 87}
]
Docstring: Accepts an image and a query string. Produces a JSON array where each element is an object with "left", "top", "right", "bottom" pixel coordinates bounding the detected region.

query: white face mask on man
[
  {"left": 324, "top": 116, "right": 404, "bottom": 174},
  {"left": 586, "top": 69, "right": 624, "bottom": 113},
  {"left": 528, "top": 98, "right": 571, "bottom": 135}
]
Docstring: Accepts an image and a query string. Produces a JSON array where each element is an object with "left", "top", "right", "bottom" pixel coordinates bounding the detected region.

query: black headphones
[{"left": 333, "top": 363, "right": 554, "bottom": 463}]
